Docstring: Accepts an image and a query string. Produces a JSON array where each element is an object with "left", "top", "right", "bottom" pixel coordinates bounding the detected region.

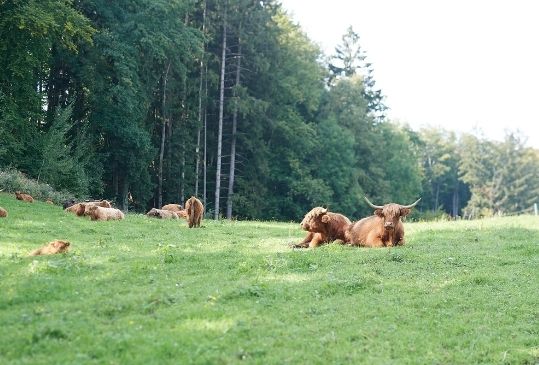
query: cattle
[
  {"left": 82, "top": 200, "right": 112, "bottom": 216},
  {"left": 293, "top": 207, "right": 351, "bottom": 248},
  {"left": 65, "top": 203, "right": 86, "bottom": 216},
  {"left": 29, "top": 240, "right": 70, "bottom": 256},
  {"left": 0, "top": 206, "right": 7, "bottom": 218},
  {"left": 62, "top": 199, "right": 76, "bottom": 209},
  {"left": 345, "top": 197, "right": 421, "bottom": 247},
  {"left": 161, "top": 204, "right": 183, "bottom": 212},
  {"left": 146, "top": 208, "right": 179, "bottom": 219},
  {"left": 15, "top": 191, "right": 33, "bottom": 202},
  {"left": 45, "top": 198, "right": 54, "bottom": 205},
  {"left": 87, "top": 205, "right": 125, "bottom": 221},
  {"left": 176, "top": 209, "right": 188, "bottom": 219},
  {"left": 185, "top": 196, "right": 203, "bottom": 228}
]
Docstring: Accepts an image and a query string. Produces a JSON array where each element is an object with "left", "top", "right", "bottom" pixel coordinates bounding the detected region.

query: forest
[{"left": 1, "top": 0, "right": 538, "bottom": 220}]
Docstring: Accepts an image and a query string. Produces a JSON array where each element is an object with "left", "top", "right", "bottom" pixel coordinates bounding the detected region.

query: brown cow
[
  {"left": 0, "top": 206, "right": 7, "bottom": 218},
  {"left": 146, "top": 208, "right": 179, "bottom": 219},
  {"left": 65, "top": 203, "right": 86, "bottom": 216},
  {"left": 176, "top": 209, "right": 188, "bottom": 219},
  {"left": 15, "top": 191, "right": 34, "bottom": 202},
  {"left": 29, "top": 240, "right": 70, "bottom": 256},
  {"left": 161, "top": 204, "right": 183, "bottom": 212},
  {"left": 87, "top": 205, "right": 125, "bottom": 221},
  {"left": 345, "top": 197, "right": 421, "bottom": 247},
  {"left": 185, "top": 196, "right": 203, "bottom": 228},
  {"left": 293, "top": 207, "right": 351, "bottom": 248},
  {"left": 82, "top": 200, "right": 112, "bottom": 216}
]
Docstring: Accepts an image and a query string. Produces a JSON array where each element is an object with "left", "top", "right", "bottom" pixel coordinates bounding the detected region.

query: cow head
[
  {"left": 364, "top": 197, "right": 421, "bottom": 231},
  {"left": 300, "top": 207, "right": 329, "bottom": 232},
  {"left": 146, "top": 208, "right": 159, "bottom": 217},
  {"left": 53, "top": 240, "right": 70, "bottom": 253}
]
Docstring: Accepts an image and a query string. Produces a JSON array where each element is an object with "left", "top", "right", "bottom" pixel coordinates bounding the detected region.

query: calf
[
  {"left": 293, "top": 207, "right": 351, "bottom": 248},
  {"left": 346, "top": 197, "right": 420, "bottom": 247},
  {"left": 29, "top": 240, "right": 70, "bottom": 256}
]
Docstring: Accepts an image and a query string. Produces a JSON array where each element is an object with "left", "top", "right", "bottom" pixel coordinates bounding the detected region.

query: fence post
[{"left": 534, "top": 203, "right": 538, "bottom": 216}]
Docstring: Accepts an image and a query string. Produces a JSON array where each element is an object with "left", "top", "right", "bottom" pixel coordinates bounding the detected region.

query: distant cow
[
  {"left": 293, "top": 207, "right": 351, "bottom": 248},
  {"left": 0, "top": 206, "right": 7, "bottom": 218},
  {"left": 345, "top": 197, "right": 421, "bottom": 247},
  {"left": 29, "top": 240, "right": 70, "bottom": 256},
  {"left": 146, "top": 208, "right": 179, "bottom": 219},
  {"left": 82, "top": 200, "right": 112, "bottom": 216},
  {"left": 15, "top": 191, "right": 33, "bottom": 202},
  {"left": 87, "top": 205, "right": 125, "bottom": 221},
  {"left": 185, "top": 196, "right": 203, "bottom": 228},
  {"left": 161, "top": 204, "right": 183, "bottom": 212},
  {"left": 45, "top": 198, "right": 54, "bottom": 205}
]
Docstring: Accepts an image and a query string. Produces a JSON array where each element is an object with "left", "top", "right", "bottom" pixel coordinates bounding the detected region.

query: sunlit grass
[{"left": 0, "top": 193, "right": 538, "bottom": 364}]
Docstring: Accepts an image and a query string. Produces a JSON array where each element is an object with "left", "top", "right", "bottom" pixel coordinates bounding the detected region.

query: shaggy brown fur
[
  {"left": 87, "top": 206, "right": 125, "bottom": 221},
  {"left": 82, "top": 200, "right": 112, "bottom": 216},
  {"left": 161, "top": 204, "right": 183, "bottom": 212},
  {"left": 146, "top": 208, "right": 179, "bottom": 219},
  {"left": 176, "top": 209, "right": 188, "bottom": 219},
  {"left": 65, "top": 203, "right": 86, "bottom": 216},
  {"left": 294, "top": 207, "right": 351, "bottom": 248},
  {"left": 29, "top": 240, "right": 70, "bottom": 256},
  {"left": 346, "top": 198, "right": 420, "bottom": 247},
  {"left": 185, "top": 196, "right": 203, "bottom": 228},
  {"left": 15, "top": 191, "right": 33, "bottom": 202},
  {"left": 0, "top": 206, "right": 7, "bottom": 218}
]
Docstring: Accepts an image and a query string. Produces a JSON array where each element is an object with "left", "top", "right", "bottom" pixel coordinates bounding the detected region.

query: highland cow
[
  {"left": 146, "top": 208, "right": 179, "bottom": 219},
  {"left": 161, "top": 204, "right": 183, "bottom": 212},
  {"left": 15, "top": 191, "right": 33, "bottom": 202},
  {"left": 87, "top": 206, "right": 125, "bottom": 221},
  {"left": 185, "top": 196, "right": 203, "bottom": 228},
  {"left": 29, "top": 240, "right": 70, "bottom": 256},
  {"left": 65, "top": 203, "right": 86, "bottom": 216},
  {"left": 0, "top": 206, "right": 7, "bottom": 218},
  {"left": 293, "top": 207, "right": 351, "bottom": 248},
  {"left": 345, "top": 197, "right": 421, "bottom": 247}
]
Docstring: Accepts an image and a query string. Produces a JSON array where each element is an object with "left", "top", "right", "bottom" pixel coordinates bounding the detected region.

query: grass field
[{"left": 0, "top": 193, "right": 538, "bottom": 364}]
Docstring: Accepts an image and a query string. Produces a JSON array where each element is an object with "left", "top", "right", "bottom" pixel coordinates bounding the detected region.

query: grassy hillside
[{"left": 0, "top": 193, "right": 538, "bottom": 364}]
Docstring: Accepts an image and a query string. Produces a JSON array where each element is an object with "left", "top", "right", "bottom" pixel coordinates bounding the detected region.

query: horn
[
  {"left": 364, "top": 196, "right": 383, "bottom": 209},
  {"left": 320, "top": 207, "right": 328, "bottom": 214},
  {"left": 400, "top": 198, "right": 422, "bottom": 209}
]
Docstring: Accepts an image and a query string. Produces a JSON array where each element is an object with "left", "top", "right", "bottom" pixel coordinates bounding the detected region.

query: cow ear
[
  {"left": 374, "top": 209, "right": 384, "bottom": 217},
  {"left": 400, "top": 208, "right": 411, "bottom": 216},
  {"left": 321, "top": 214, "right": 330, "bottom": 223}
]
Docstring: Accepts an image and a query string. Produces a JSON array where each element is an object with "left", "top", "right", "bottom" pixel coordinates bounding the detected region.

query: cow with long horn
[{"left": 345, "top": 197, "right": 421, "bottom": 247}]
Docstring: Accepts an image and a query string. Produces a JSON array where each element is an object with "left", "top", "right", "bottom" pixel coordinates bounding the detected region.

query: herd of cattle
[{"left": 1, "top": 190, "right": 420, "bottom": 255}]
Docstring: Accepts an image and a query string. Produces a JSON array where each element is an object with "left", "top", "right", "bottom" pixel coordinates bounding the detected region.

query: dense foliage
[{"left": 0, "top": 0, "right": 537, "bottom": 219}]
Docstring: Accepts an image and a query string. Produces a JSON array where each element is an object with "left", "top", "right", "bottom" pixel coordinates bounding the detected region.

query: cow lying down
[
  {"left": 345, "top": 197, "right": 421, "bottom": 247},
  {"left": 86, "top": 205, "right": 124, "bottom": 221},
  {"left": 29, "top": 240, "right": 70, "bottom": 256},
  {"left": 293, "top": 207, "right": 351, "bottom": 248},
  {"left": 146, "top": 208, "right": 179, "bottom": 219}
]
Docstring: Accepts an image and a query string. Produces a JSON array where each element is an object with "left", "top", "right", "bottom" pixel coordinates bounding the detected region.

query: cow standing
[{"left": 346, "top": 197, "right": 421, "bottom": 247}]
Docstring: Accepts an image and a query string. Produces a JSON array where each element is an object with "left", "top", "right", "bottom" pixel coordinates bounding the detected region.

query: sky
[{"left": 279, "top": 0, "right": 539, "bottom": 148}]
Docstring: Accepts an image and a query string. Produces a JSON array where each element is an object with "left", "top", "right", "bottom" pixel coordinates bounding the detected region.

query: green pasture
[{"left": 0, "top": 193, "right": 538, "bottom": 364}]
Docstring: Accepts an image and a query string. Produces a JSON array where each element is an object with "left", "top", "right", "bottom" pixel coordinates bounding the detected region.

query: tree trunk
[
  {"left": 203, "top": 78, "right": 208, "bottom": 208},
  {"left": 158, "top": 62, "right": 171, "bottom": 208},
  {"left": 226, "top": 36, "right": 242, "bottom": 220},
  {"left": 195, "top": 0, "right": 207, "bottom": 198},
  {"left": 121, "top": 175, "right": 129, "bottom": 212},
  {"left": 214, "top": 2, "right": 227, "bottom": 220}
]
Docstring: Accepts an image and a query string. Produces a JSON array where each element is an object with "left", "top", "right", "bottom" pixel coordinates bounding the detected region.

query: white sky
[{"left": 279, "top": 0, "right": 539, "bottom": 148}]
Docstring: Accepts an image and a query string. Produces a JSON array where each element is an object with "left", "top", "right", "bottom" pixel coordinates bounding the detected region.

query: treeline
[{"left": 1, "top": 0, "right": 537, "bottom": 220}]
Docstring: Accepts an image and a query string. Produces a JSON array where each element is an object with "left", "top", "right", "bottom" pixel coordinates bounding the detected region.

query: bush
[{"left": 0, "top": 168, "right": 83, "bottom": 204}]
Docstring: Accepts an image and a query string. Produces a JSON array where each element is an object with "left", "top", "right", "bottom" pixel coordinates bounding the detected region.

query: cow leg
[
  {"left": 308, "top": 233, "right": 325, "bottom": 248},
  {"left": 292, "top": 232, "right": 314, "bottom": 248}
]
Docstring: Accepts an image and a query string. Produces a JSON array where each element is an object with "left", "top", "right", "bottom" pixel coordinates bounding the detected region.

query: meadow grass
[{"left": 0, "top": 193, "right": 538, "bottom": 364}]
